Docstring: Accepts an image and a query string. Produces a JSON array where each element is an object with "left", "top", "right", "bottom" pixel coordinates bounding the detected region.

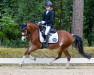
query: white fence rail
[{"left": 0, "top": 58, "right": 94, "bottom": 64}]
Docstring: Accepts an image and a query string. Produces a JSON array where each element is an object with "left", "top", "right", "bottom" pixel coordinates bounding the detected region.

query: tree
[{"left": 71, "top": 0, "right": 84, "bottom": 38}]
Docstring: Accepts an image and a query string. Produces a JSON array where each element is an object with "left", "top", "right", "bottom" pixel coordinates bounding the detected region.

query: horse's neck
[
  {"left": 27, "top": 23, "right": 39, "bottom": 38},
  {"left": 28, "top": 27, "right": 39, "bottom": 44},
  {"left": 28, "top": 23, "right": 39, "bottom": 33}
]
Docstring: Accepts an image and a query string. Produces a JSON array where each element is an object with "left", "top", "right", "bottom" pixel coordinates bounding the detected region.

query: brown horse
[{"left": 19, "top": 22, "right": 91, "bottom": 68}]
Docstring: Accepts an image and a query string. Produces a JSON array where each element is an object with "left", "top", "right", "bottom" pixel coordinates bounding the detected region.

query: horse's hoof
[
  {"left": 19, "top": 63, "right": 22, "bottom": 67},
  {"left": 30, "top": 58, "right": 36, "bottom": 61},
  {"left": 46, "top": 63, "right": 51, "bottom": 66},
  {"left": 65, "top": 65, "right": 69, "bottom": 69},
  {"left": 66, "top": 67, "right": 69, "bottom": 69},
  {"left": 34, "top": 58, "right": 36, "bottom": 61}
]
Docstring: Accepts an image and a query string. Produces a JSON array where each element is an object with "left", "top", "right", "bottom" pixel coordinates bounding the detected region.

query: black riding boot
[
  {"left": 44, "top": 35, "right": 49, "bottom": 48},
  {"left": 43, "top": 35, "right": 49, "bottom": 48}
]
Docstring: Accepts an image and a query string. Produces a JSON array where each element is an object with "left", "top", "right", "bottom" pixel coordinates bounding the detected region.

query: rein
[{"left": 22, "top": 34, "right": 29, "bottom": 36}]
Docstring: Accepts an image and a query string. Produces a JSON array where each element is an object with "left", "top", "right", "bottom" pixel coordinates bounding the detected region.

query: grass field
[{"left": 0, "top": 47, "right": 94, "bottom": 58}]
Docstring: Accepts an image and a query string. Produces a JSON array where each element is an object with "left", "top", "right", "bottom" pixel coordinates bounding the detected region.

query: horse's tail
[{"left": 72, "top": 34, "right": 92, "bottom": 59}]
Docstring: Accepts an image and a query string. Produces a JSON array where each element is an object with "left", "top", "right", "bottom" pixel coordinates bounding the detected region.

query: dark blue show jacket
[{"left": 42, "top": 10, "right": 53, "bottom": 27}]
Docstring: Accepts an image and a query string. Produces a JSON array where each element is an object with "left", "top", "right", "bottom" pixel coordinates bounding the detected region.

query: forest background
[{"left": 0, "top": 0, "right": 94, "bottom": 48}]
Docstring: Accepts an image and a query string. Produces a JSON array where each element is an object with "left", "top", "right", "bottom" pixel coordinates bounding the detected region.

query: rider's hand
[
  {"left": 37, "top": 22, "right": 41, "bottom": 25},
  {"left": 41, "top": 21, "right": 45, "bottom": 24}
]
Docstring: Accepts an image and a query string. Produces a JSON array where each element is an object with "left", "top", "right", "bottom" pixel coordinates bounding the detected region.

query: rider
[{"left": 38, "top": 1, "right": 54, "bottom": 48}]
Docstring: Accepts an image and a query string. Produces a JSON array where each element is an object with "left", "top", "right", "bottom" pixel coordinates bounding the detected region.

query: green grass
[{"left": 0, "top": 47, "right": 94, "bottom": 58}]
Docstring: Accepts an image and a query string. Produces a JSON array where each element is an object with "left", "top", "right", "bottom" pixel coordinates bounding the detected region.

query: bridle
[{"left": 20, "top": 24, "right": 30, "bottom": 36}]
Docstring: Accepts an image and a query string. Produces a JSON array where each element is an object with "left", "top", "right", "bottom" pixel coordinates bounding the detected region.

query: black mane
[{"left": 26, "top": 21, "right": 36, "bottom": 25}]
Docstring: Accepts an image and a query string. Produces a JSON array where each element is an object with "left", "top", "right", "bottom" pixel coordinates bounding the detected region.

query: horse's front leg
[
  {"left": 27, "top": 45, "right": 36, "bottom": 60},
  {"left": 19, "top": 45, "right": 39, "bottom": 66},
  {"left": 19, "top": 45, "right": 33, "bottom": 66},
  {"left": 28, "top": 45, "right": 40, "bottom": 60},
  {"left": 19, "top": 54, "right": 26, "bottom": 67}
]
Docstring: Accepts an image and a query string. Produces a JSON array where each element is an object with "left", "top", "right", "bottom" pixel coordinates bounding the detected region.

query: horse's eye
[{"left": 24, "top": 30, "right": 26, "bottom": 32}]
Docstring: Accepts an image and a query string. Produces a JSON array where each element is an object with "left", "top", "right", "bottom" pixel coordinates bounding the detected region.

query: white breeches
[{"left": 45, "top": 26, "right": 51, "bottom": 35}]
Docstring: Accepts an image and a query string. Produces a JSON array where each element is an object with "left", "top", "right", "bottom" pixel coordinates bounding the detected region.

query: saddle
[
  {"left": 39, "top": 25, "right": 59, "bottom": 44},
  {"left": 39, "top": 25, "right": 57, "bottom": 33},
  {"left": 50, "top": 28, "right": 57, "bottom": 33}
]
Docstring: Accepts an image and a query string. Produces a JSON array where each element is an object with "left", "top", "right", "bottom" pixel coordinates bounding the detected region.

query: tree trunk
[{"left": 71, "top": 0, "right": 84, "bottom": 38}]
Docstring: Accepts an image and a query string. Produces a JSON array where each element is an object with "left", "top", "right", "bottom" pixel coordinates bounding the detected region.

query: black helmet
[{"left": 45, "top": 1, "right": 53, "bottom": 7}]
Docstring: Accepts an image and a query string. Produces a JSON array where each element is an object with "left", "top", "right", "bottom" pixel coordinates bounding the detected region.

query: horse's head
[
  {"left": 19, "top": 23, "right": 29, "bottom": 42},
  {"left": 19, "top": 22, "right": 39, "bottom": 42}
]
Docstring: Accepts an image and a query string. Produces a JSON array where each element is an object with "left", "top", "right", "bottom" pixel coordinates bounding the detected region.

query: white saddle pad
[{"left": 39, "top": 30, "right": 59, "bottom": 43}]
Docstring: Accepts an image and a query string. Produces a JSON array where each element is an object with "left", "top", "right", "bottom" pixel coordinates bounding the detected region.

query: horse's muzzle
[{"left": 21, "top": 36, "right": 26, "bottom": 42}]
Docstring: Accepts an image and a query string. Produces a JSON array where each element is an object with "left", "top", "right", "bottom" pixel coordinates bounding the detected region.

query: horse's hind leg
[
  {"left": 48, "top": 46, "right": 64, "bottom": 64},
  {"left": 63, "top": 50, "right": 71, "bottom": 68},
  {"left": 48, "top": 51, "right": 63, "bottom": 65}
]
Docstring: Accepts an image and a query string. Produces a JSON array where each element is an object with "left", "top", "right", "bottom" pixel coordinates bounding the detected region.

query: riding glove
[
  {"left": 37, "top": 22, "right": 41, "bottom": 25},
  {"left": 41, "top": 21, "right": 45, "bottom": 24}
]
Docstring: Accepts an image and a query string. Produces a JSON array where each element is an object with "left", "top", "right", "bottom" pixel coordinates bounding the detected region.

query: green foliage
[
  {"left": 0, "top": 0, "right": 94, "bottom": 47},
  {"left": 53, "top": 0, "right": 73, "bottom": 32},
  {"left": 84, "top": 0, "right": 94, "bottom": 46},
  {"left": 13, "top": 0, "right": 45, "bottom": 23},
  {"left": 0, "top": 14, "right": 27, "bottom": 48},
  {"left": 0, "top": 14, "right": 20, "bottom": 40},
  {"left": 1, "top": 38, "right": 29, "bottom": 48}
]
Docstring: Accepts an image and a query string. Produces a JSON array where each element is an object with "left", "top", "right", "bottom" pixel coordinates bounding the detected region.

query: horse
[{"left": 19, "top": 22, "right": 92, "bottom": 68}]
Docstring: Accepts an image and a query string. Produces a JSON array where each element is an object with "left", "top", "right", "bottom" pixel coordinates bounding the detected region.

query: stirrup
[
  {"left": 41, "top": 42, "right": 48, "bottom": 48},
  {"left": 44, "top": 44, "right": 48, "bottom": 48},
  {"left": 44, "top": 42, "right": 48, "bottom": 48}
]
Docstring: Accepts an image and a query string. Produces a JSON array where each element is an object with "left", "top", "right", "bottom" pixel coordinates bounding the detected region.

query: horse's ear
[
  {"left": 24, "top": 23, "right": 27, "bottom": 26},
  {"left": 18, "top": 23, "right": 22, "bottom": 26}
]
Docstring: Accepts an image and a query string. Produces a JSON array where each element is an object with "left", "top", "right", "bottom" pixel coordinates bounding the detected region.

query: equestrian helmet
[{"left": 45, "top": 1, "right": 53, "bottom": 7}]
